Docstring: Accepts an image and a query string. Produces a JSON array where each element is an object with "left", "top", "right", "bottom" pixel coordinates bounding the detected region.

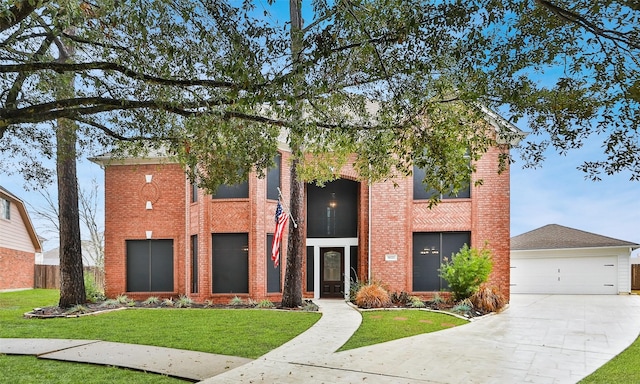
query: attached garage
[{"left": 511, "top": 224, "right": 639, "bottom": 295}]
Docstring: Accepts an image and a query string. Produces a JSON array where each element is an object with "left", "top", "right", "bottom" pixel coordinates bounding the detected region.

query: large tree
[{"left": 1, "top": 0, "right": 638, "bottom": 306}]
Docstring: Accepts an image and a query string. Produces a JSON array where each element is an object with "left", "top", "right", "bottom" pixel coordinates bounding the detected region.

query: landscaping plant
[
  {"left": 355, "top": 282, "right": 391, "bottom": 309},
  {"left": 439, "top": 244, "right": 493, "bottom": 301},
  {"left": 469, "top": 283, "right": 507, "bottom": 313}
]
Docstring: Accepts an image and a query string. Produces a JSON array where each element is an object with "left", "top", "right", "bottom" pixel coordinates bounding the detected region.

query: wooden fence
[
  {"left": 632, "top": 265, "right": 640, "bottom": 291},
  {"left": 34, "top": 265, "right": 104, "bottom": 291}
]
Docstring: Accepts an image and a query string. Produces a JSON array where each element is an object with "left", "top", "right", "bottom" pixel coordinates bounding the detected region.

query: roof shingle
[{"left": 511, "top": 224, "right": 639, "bottom": 250}]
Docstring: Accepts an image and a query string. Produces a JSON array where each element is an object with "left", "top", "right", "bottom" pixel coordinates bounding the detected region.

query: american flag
[{"left": 271, "top": 201, "right": 289, "bottom": 268}]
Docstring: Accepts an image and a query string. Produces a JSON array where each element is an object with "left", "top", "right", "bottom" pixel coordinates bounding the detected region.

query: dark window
[
  {"left": 307, "top": 179, "right": 358, "bottom": 238},
  {"left": 191, "top": 235, "right": 198, "bottom": 294},
  {"left": 306, "top": 246, "right": 314, "bottom": 292},
  {"left": 350, "top": 246, "right": 359, "bottom": 283},
  {"left": 412, "top": 232, "right": 470, "bottom": 291},
  {"left": 267, "top": 153, "right": 281, "bottom": 201},
  {"left": 126, "top": 239, "right": 174, "bottom": 292},
  {"left": 266, "top": 234, "right": 281, "bottom": 293},
  {"left": 413, "top": 166, "right": 470, "bottom": 200},
  {"left": 212, "top": 233, "right": 249, "bottom": 293},
  {"left": 191, "top": 182, "right": 198, "bottom": 203},
  {"left": 1, "top": 199, "right": 9, "bottom": 220},
  {"left": 213, "top": 180, "right": 249, "bottom": 199}
]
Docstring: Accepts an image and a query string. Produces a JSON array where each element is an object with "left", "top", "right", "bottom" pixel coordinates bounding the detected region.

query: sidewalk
[
  {"left": 0, "top": 299, "right": 361, "bottom": 382},
  {"left": 0, "top": 338, "right": 252, "bottom": 381}
]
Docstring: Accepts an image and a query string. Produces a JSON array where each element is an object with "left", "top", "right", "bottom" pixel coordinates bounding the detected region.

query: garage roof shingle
[{"left": 511, "top": 224, "right": 639, "bottom": 250}]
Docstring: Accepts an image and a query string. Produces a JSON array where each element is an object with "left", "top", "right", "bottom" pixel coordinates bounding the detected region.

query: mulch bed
[{"left": 24, "top": 300, "right": 315, "bottom": 319}]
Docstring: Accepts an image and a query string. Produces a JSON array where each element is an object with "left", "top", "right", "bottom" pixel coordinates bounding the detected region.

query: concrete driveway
[{"left": 205, "top": 294, "right": 640, "bottom": 384}]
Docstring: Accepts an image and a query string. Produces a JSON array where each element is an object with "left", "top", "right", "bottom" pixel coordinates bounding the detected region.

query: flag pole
[{"left": 277, "top": 187, "right": 298, "bottom": 228}]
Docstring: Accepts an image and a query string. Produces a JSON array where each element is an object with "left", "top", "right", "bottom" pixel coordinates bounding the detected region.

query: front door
[{"left": 321, "top": 248, "right": 344, "bottom": 298}]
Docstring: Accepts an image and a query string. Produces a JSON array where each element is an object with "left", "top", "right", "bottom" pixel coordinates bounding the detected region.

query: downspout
[
  {"left": 185, "top": 176, "right": 189, "bottom": 297},
  {"left": 368, "top": 180, "right": 372, "bottom": 282}
]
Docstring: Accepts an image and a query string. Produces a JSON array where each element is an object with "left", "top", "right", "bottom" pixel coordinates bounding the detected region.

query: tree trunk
[
  {"left": 281, "top": 0, "right": 305, "bottom": 308},
  {"left": 281, "top": 154, "right": 305, "bottom": 307},
  {"left": 56, "top": 116, "right": 86, "bottom": 307}
]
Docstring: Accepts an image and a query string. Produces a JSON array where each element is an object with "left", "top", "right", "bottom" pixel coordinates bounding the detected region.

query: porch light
[{"left": 328, "top": 192, "right": 337, "bottom": 208}]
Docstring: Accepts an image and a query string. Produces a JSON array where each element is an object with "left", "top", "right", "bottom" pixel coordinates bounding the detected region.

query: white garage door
[{"left": 511, "top": 256, "right": 618, "bottom": 294}]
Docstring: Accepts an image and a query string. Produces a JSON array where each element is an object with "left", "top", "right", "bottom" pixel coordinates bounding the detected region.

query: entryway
[{"left": 320, "top": 247, "right": 344, "bottom": 298}]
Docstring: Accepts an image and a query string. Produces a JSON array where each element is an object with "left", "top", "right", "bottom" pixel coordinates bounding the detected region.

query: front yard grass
[
  {"left": 0, "top": 355, "right": 184, "bottom": 384},
  {"left": 579, "top": 334, "right": 640, "bottom": 383},
  {"left": 338, "top": 309, "right": 468, "bottom": 351},
  {"left": 0, "top": 289, "right": 320, "bottom": 358}
]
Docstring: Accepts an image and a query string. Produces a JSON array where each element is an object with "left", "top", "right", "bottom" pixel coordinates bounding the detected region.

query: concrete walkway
[
  {"left": 0, "top": 338, "right": 252, "bottom": 381},
  {"left": 3, "top": 295, "right": 640, "bottom": 383}
]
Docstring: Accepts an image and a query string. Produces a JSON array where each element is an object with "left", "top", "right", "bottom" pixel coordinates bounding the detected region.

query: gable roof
[
  {"left": 511, "top": 224, "right": 639, "bottom": 251},
  {"left": 0, "top": 185, "right": 42, "bottom": 252}
]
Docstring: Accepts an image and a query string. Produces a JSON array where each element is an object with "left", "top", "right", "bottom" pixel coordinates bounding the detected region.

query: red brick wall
[
  {"left": 103, "top": 145, "right": 511, "bottom": 302},
  {"left": 0, "top": 247, "right": 34, "bottom": 290},
  {"left": 104, "top": 163, "right": 187, "bottom": 299},
  {"left": 472, "top": 145, "right": 511, "bottom": 297}
]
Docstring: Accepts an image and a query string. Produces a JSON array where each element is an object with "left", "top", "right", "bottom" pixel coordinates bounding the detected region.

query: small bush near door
[{"left": 439, "top": 244, "right": 493, "bottom": 301}]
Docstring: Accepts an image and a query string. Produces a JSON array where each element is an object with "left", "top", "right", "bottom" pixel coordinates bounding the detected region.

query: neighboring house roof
[
  {"left": 511, "top": 224, "right": 640, "bottom": 251},
  {"left": 0, "top": 185, "right": 42, "bottom": 253},
  {"left": 40, "top": 240, "right": 99, "bottom": 266}
]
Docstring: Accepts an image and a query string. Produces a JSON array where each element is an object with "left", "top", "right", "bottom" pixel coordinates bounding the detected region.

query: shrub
[
  {"left": 229, "top": 296, "right": 244, "bottom": 306},
  {"left": 349, "top": 274, "right": 365, "bottom": 303},
  {"left": 143, "top": 296, "right": 160, "bottom": 306},
  {"left": 115, "top": 294, "right": 129, "bottom": 304},
  {"left": 175, "top": 295, "right": 193, "bottom": 308},
  {"left": 452, "top": 298, "right": 473, "bottom": 315},
  {"left": 162, "top": 297, "right": 175, "bottom": 307},
  {"left": 390, "top": 291, "right": 411, "bottom": 306},
  {"left": 355, "top": 282, "right": 391, "bottom": 309},
  {"left": 469, "top": 283, "right": 507, "bottom": 313},
  {"left": 256, "top": 300, "right": 274, "bottom": 308},
  {"left": 84, "top": 274, "right": 105, "bottom": 303},
  {"left": 99, "top": 299, "right": 120, "bottom": 308},
  {"left": 302, "top": 300, "right": 319, "bottom": 312},
  {"left": 439, "top": 244, "right": 493, "bottom": 301},
  {"left": 409, "top": 296, "right": 426, "bottom": 308}
]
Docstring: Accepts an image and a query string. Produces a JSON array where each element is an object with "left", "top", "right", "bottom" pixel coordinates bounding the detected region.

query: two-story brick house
[{"left": 93, "top": 119, "right": 518, "bottom": 303}]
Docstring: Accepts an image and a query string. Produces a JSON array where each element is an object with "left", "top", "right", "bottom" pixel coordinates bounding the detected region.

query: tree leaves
[{"left": 1, "top": 0, "right": 639, "bottom": 190}]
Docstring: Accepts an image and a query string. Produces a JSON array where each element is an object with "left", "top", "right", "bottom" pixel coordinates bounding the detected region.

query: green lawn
[
  {"left": 339, "top": 309, "right": 468, "bottom": 351},
  {"left": 579, "top": 334, "right": 640, "bottom": 383},
  {"left": 0, "top": 289, "right": 320, "bottom": 358},
  {"left": 0, "top": 355, "right": 184, "bottom": 384}
]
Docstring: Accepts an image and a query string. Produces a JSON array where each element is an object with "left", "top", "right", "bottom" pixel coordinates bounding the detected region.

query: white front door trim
[{"left": 307, "top": 237, "right": 358, "bottom": 300}]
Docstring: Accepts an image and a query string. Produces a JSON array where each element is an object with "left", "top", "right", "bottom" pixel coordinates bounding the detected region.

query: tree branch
[
  {"left": 0, "top": 62, "right": 239, "bottom": 88},
  {"left": 1, "top": 96, "right": 232, "bottom": 125},
  {"left": 0, "top": 0, "right": 47, "bottom": 33},
  {"left": 536, "top": 0, "right": 640, "bottom": 50}
]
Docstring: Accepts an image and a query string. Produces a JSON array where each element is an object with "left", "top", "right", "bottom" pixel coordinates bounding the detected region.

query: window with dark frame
[
  {"left": 212, "top": 180, "right": 249, "bottom": 199},
  {"left": 412, "top": 232, "right": 471, "bottom": 292},
  {"left": 212, "top": 233, "right": 249, "bottom": 293},
  {"left": 191, "top": 235, "right": 198, "bottom": 294},
  {"left": 412, "top": 165, "right": 471, "bottom": 200},
  {"left": 267, "top": 153, "right": 281, "bottom": 201},
  {"left": 191, "top": 182, "right": 198, "bottom": 203},
  {"left": 126, "top": 239, "right": 174, "bottom": 292},
  {"left": 266, "top": 233, "right": 281, "bottom": 293}
]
